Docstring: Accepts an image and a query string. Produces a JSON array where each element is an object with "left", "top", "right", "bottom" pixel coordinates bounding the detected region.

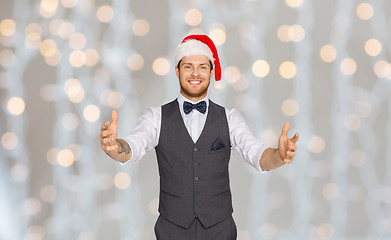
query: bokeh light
[
  {"left": 69, "top": 33, "right": 87, "bottom": 50},
  {"left": 340, "top": 58, "right": 357, "bottom": 75},
  {"left": 83, "top": 104, "right": 101, "bottom": 122},
  {"left": 46, "top": 148, "right": 60, "bottom": 165},
  {"left": 97, "top": 5, "right": 114, "bottom": 23},
  {"left": 277, "top": 25, "right": 291, "bottom": 42},
  {"left": 232, "top": 75, "right": 249, "bottom": 92},
  {"left": 127, "top": 53, "right": 144, "bottom": 71},
  {"left": 316, "top": 223, "right": 335, "bottom": 239},
  {"left": 7, "top": 97, "right": 25, "bottom": 115},
  {"left": 185, "top": 9, "right": 203, "bottom": 26},
  {"left": 11, "top": 164, "right": 29, "bottom": 182},
  {"left": 24, "top": 198, "right": 42, "bottom": 215},
  {"left": 373, "top": 60, "right": 391, "bottom": 79},
  {"left": 45, "top": 50, "right": 62, "bottom": 66},
  {"left": 320, "top": 45, "right": 337, "bottom": 63},
  {"left": 281, "top": 98, "right": 299, "bottom": 116},
  {"left": 356, "top": 2, "right": 374, "bottom": 20},
  {"left": 64, "top": 78, "right": 85, "bottom": 103},
  {"left": 0, "top": 49, "right": 15, "bottom": 67},
  {"left": 100, "top": 90, "right": 125, "bottom": 108},
  {"left": 364, "top": 38, "right": 382, "bottom": 56},
  {"left": 40, "top": 0, "right": 59, "bottom": 18},
  {"left": 323, "top": 183, "right": 340, "bottom": 200},
  {"left": 40, "top": 39, "right": 57, "bottom": 57},
  {"left": 57, "top": 149, "right": 75, "bottom": 167},
  {"left": 223, "top": 66, "right": 241, "bottom": 83},
  {"left": 132, "top": 19, "right": 150, "bottom": 37},
  {"left": 152, "top": 57, "right": 170, "bottom": 76},
  {"left": 61, "top": 0, "right": 77, "bottom": 8},
  {"left": 69, "top": 50, "right": 86, "bottom": 67},
  {"left": 114, "top": 172, "right": 131, "bottom": 189},
  {"left": 252, "top": 60, "right": 270, "bottom": 78},
  {"left": 25, "top": 23, "right": 42, "bottom": 50},
  {"left": 279, "top": 61, "right": 297, "bottom": 79},
  {"left": 0, "top": 19, "right": 16, "bottom": 36},
  {"left": 27, "top": 225, "right": 46, "bottom": 240},
  {"left": 290, "top": 24, "right": 305, "bottom": 42},
  {"left": 209, "top": 24, "right": 226, "bottom": 46},
  {"left": 344, "top": 113, "right": 360, "bottom": 131},
  {"left": 308, "top": 136, "right": 326, "bottom": 153},
  {"left": 84, "top": 49, "right": 99, "bottom": 66},
  {"left": 285, "top": 0, "right": 303, "bottom": 8},
  {"left": 277, "top": 25, "right": 305, "bottom": 42},
  {"left": 58, "top": 22, "right": 75, "bottom": 39}
]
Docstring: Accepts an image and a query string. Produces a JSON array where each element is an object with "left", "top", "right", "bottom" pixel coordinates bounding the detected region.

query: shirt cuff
[{"left": 254, "top": 146, "right": 268, "bottom": 173}]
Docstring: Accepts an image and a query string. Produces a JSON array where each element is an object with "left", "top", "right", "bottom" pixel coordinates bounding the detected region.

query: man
[{"left": 99, "top": 35, "right": 299, "bottom": 239}]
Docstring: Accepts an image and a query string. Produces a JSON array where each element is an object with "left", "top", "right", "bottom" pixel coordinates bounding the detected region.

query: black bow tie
[{"left": 183, "top": 101, "right": 207, "bottom": 114}]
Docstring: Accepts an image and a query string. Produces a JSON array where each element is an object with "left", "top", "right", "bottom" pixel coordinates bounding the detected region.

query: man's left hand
[{"left": 278, "top": 122, "right": 299, "bottom": 164}]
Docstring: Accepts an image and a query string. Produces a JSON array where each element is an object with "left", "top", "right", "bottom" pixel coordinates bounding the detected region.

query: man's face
[{"left": 175, "top": 55, "right": 214, "bottom": 102}]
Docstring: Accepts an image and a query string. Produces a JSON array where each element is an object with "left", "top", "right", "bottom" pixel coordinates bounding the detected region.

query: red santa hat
[{"left": 174, "top": 35, "right": 222, "bottom": 81}]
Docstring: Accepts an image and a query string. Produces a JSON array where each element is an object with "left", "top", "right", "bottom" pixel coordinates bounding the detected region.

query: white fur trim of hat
[{"left": 173, "top": 39, "right": 215, "bottom": 67}]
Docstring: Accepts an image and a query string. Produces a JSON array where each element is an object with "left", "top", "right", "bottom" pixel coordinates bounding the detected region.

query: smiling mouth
[{"left": 188, "top": 80, "right": 202, "bottom": 85}]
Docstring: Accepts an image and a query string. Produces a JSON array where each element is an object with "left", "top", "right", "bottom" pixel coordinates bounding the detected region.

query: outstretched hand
[
  {"left": 100, "top": 110, "right": 118, "bottom": 153},
  {"left": 278, "top": 122, "right": 299, "bottom": 164}
]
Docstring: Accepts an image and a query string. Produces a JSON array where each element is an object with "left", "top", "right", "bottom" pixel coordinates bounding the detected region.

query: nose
[{"left": 192, "top": 68, "right": 200, "bottom": 77}]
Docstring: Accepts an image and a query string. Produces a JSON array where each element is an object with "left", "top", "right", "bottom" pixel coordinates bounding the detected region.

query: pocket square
[{"left": 210, "top": 137, "right": 225, "bottom": 151}]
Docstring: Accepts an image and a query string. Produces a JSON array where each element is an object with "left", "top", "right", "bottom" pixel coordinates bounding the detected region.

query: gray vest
[{"left": 155, "top": 99, "right": 233, "bottom": 228}]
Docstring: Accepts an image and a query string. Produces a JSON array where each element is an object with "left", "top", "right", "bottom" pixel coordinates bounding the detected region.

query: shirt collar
[{"left": 177, "top": 93, "right": 209, "bottom": 106}]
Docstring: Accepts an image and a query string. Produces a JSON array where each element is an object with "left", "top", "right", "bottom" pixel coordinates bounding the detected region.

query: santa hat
[{"left": 173, "top": 35, "right": 222, "bottom": 81}]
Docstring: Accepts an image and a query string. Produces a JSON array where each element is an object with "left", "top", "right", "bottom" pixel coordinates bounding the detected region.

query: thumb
[
  {"left": 281, "top": 122, "right": 290, "bottom": 137},
  {"left": 111, "top": 110, "right": 118, "bottom": 126}
]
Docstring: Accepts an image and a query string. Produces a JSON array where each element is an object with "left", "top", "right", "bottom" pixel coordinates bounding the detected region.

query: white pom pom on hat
[{"left": 173, "top": 35, "right": 222, "bottom": 81}]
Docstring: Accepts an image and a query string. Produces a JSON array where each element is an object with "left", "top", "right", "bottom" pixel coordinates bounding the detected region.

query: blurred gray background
[{"left": 1, "top": 0, "right": 391, "bottom": 239}]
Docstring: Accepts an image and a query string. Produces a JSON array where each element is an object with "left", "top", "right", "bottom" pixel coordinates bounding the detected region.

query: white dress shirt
[{"left": 123, "top": 94, "right": 268, "bottom": 172}]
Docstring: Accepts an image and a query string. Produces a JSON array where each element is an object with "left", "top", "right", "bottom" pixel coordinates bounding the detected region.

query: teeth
[{"left": 189, "top": 80, "right": 201, "bottom": 85}]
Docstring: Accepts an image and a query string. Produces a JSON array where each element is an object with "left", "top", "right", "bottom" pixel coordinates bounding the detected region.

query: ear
[{"left": 175, "top": 65, "right": 180, "bottom": 79}]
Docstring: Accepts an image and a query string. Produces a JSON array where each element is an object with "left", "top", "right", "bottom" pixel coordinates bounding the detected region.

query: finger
[
  {"left": 291, "top": 132, "right": 299, "bottom": 143},
  {"left": 111, "top": 110, "right": 118, "bottom": 126},
  {"left": 101, "top": 130, "right": 108, "bottom": 138},
  {"left": 281, "top": 122, "right": 290, "bottom": 137},
  {"left": 105, "top": 144, "right": 118, "bottom": 152},
  {"left": 289, "top": 142, "right": 297, "bottom": 151},
  {"left": 101, "top": 121, "right": 109, "bottom": 131},
  {"left": 284, "top": 158, "right": 292, "bottom": 164}
]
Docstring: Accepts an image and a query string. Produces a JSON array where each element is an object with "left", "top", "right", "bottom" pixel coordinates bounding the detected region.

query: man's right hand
[{"left": 100, "top": 110, "right": 119, "bottom": 153}]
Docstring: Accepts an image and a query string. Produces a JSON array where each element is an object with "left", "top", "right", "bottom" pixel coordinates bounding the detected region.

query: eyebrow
[{"left": 181, "top": 62, "right": 209, "bottom": 66}]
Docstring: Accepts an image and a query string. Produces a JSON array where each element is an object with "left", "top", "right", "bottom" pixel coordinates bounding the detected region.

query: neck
[{"left": 180, "top": 90, "right": 207, "bottom": 103}]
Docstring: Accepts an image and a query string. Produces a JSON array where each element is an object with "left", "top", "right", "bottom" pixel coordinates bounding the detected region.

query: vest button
[
  {"left": 195, "top": 177, "right": 199, "bottom": 181},
  {"left": 194, "top": 147, "right": 199, "bottom": 152},
  {"left": 194, "top": 162, "right": 200, "bottom": 166}
]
